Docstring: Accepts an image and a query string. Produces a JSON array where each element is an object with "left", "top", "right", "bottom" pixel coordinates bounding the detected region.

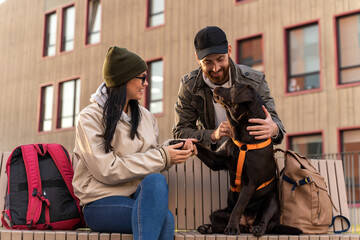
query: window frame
[
  {"left": 145, "top": 57, "right": 164, "bottom": 116},
  {"left": 236, "top": 33, "right": 265, "bottom": 73},
  {"left": 146, "top": 0, "right": 165, "bottom": 29},
  {"left": 60, "top": 3, "right": 76, "bottom": 53},
  {"left": 284, "top": 20, "right": 322, "bottom": 96},
  {"left": 286, "top": 131, "right": 324, "bottom": 157},
  {"left": 337, "top": 126, "right": 360, "bottom": 153},
  {"left": 38, "top": 83, "right": 55, "bottom": 133},
  {"left": 42, "top": 10, "right": 58, "bottom": 58},
  {"left": 334, "top": 9, "right": 360, "bottom": 88},
  {"left": 338, "top": 126, "right": 360, "bottom": 205},
  {"left": 56, "top": 77, "right": 81, "bottom": 131},
  {"left": 85, "top": 0, "right": 102, "bottom": 46}
]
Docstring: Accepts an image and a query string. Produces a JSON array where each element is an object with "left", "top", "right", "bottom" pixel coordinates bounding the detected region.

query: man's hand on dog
[
  {"left": 210, "top": 106, "right": 278, "bottom": 142},
  {"left": 247, "top": 105, "right": 279, "bottom": 140},
  {"left": 211, "top": 121, "right": 232, "bottom": 141},
  {"left": 166, "top": 139, "right": 198, "bottom": 165}
]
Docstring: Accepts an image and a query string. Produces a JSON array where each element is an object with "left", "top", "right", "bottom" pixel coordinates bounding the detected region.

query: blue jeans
[{"left": 83, "top": 173, "right": 174, "bottom": 240}]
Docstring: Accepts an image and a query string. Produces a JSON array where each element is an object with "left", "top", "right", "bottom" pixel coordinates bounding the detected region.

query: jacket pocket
[{"left": 311, "top": 182, "right": 332, "bottom": 226}]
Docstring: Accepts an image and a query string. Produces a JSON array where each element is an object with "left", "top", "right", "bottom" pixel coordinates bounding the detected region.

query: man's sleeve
[{"left": 172, "top": 79, "right": 213, "bottom": 148}]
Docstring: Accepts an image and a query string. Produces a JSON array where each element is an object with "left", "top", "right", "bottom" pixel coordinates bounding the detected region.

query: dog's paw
[
  {"left": 197, "top": 224, "right": 213, "bottom": 234},
  {"left": 168, "top": 139, "right": 185, "bottom": 149},
  {"left": 250, "top": 225, "right": 266, "bottom": 237},
  {"left": 224, "top": 225, "right": 240, "bottom": 235}
]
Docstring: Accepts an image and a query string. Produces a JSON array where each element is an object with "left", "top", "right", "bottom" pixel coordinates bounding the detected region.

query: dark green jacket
[{"left": 173, "top": 59, "right": 285, "bottom": 149}]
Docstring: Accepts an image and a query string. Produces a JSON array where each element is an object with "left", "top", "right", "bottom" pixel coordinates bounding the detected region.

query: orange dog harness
[{"left": 230, "top": 138, "right": 274, "bottom": 192}]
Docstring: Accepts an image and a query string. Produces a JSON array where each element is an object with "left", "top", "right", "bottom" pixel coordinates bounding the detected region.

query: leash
[{"left": 231, "top": 138, "right": 273, "bottom": 192}]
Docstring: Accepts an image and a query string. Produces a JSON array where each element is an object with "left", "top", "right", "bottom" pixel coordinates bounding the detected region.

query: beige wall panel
[
  {"left": 45, "top": 0, "right": 74, "bottom": 12},
  {"left": 355, "top": 87, "right": 360, "bottom": 124}
]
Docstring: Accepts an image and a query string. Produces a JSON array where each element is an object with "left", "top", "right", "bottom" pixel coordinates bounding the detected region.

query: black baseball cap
[{"left": 194, "top": 26, "right": 228, "bottom": 60}]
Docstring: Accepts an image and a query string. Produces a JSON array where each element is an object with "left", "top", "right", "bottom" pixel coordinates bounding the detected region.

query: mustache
[{"left": 209, "top": 69, "right": 223, "bottom": 74}]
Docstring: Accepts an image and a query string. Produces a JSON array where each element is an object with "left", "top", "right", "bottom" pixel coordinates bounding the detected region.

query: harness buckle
[
  {"left": 240, "top": 144, "right": 248, "bottom": 152},
  {"left": 305, "top": 176, "right": 313, "bottom": 183}
]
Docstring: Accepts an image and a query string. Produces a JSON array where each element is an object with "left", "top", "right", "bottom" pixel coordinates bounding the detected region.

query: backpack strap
[
  {"left": 282, "top": 174, "right": 313, "bottom": 191},
  {"left": 46, "top": 144, "right": 83, "bottom": 219},
  {"left": 330, "top": 215, "right": 351, "bottom": 233},
  {"left": 282, "top": 174, "right": 313, "bottom": 198},
  {"left": 21, "top": 144, "right": 51, "bottom": 229},
  {"left": 1, "top": 210, "right": 11, "bottom": 229},
  {"left": 46, "top": 144, "right": 76, "bottom": 199}
]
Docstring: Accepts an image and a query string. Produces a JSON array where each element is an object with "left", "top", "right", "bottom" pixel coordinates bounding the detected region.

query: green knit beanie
[{"left": 103, "top": 46, "right": 148, "bottom": 88}]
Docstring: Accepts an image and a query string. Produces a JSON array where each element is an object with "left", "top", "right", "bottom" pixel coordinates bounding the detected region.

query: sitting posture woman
[{"left": 72, "top": 46, "right": 196, "bottom": 240}]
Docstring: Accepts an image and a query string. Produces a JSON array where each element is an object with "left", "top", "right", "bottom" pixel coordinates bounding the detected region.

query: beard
[{"left": 203, "top": 66, "right": 230, "bottom": 85}]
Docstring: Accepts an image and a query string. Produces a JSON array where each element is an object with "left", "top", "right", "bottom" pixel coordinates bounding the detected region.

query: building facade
[{"left": 0, "top": 0, "right": 360, "bottom": 162}]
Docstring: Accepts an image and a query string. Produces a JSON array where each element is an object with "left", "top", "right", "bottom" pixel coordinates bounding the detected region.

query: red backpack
[{"left": 1, "top": 144, "right": 84, "bottom": 230}]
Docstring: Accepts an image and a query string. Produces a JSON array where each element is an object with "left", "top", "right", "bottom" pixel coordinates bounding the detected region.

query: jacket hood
[{"left": 90, "top": 82, "right": 108, "bottom": 108}]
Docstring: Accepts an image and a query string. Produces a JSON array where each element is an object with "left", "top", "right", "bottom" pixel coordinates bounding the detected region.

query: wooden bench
[{"left": 0, "top": 151, "right": 357, "bottom": 240}]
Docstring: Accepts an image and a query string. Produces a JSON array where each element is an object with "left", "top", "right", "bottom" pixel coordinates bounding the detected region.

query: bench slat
[
  {"left": 44, "top": 231, "right": 55, "bottom": 240},
  {"left": 326, "top": 160, "right": 345, "bottom": 232},
  {"left": 66, "top": 231, "right": 79, "bottom": 240},
  {"left": 193, "top": 157, "right": 203, "bottom": 229},
  {"left": 99, "top": 233, "right": 110, "bottom": 240},
  {"left": 177, "top": 163, "right": 187, "bottom": 229},
  {"left": 201, "top": 163, "right": 212, "bottom": 225},
  {"left": 335, "top": 160, "right": 351, "bottom": 231},
  {"left": 168, "top": 165, "right": 177, "bottom": 229},
  {"left": 210, "top": 170, "right": 220, "bottom": 215},
  {"left": 185, "top": 157, "right": 195, "bottom": 229},
  {"left": 219, "top": 170, "right": 229, "bottom": 210}
]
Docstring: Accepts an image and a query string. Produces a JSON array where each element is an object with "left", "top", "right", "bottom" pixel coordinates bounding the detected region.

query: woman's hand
[
  {"left": 165, "top": 139, "right": 198, "bottom": 165},
  {"left": 181, "top": 138, "right": 198, "bottom": 153}
]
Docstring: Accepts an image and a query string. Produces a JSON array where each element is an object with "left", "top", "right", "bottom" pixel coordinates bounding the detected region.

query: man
[{"left": 173, "top": 26, "right": 285, "bottom": 149}]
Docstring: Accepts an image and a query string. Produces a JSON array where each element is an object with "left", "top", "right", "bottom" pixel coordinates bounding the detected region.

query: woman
[{"left": 72, "top": 46, "right": 196, "bottom": 239}]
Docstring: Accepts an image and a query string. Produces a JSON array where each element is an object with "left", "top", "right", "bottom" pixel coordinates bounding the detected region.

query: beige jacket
[{"left": 72, "top": 103, "right": 171, "bottom": 206}]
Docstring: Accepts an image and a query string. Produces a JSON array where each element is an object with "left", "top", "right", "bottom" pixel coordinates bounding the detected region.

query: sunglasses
[{"left": 135, "top": 75, "right": 147, "bottom": 85}]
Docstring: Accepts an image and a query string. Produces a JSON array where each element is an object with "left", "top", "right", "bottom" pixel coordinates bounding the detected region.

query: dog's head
[
  {"left": 213, "top": 82, "right": 266, "bottom": 141},
  {"left": 213, "top": 82, "right": 262, "bottom": 121}
]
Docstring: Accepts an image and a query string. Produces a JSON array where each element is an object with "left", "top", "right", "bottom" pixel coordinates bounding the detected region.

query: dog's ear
[{"left": 232, "top": 84, "right": 256, "bottom": 104}]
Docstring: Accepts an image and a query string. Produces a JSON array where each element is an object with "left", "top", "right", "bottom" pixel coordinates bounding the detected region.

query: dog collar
[{"left": 231, "top": 138, "right": 273, "bottom": 192}]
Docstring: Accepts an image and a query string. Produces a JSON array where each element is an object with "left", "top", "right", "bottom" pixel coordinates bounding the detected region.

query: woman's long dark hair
[{"left": 102, "top": 85, "right": 141, "bottom": 153}]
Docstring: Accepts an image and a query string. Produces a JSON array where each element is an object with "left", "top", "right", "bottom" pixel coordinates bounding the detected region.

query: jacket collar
[{"left": 229, "top": 58, "right": 240, "bottom": 83}]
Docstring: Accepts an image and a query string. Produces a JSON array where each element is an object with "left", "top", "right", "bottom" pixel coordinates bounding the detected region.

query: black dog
[{"left": 172, "top": 83, "right": 301, "bottom": 236}]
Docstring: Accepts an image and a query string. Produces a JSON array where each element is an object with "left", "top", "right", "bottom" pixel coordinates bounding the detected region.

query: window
[
  {"left": 86, "top": 0, "right": 101, "bottom": 44},
  {"left": 44, "top": 11, "right": 57, "bottom": 57},
  {"left": 237, "top": 36, "right": 263, "bottom": 72},
  {"left": 39, "top": 85, "right": 54, "bottom": 132},
  {"left": 57, "top": 79, "right": 81, "bottom": 129},
  {"left": 286, "top": 23, "right": 320, "bottom": 93},
  {"left": 289, "top": 133, "right": 323, "bottom": 157},
  {"left": 147, "top": 0, "right": 164, "bottom": 27},
  {"left": 340, "top": 129, "right": 360, "bottom": 203},
  {"left": 336, "top": 12, "right": 360, "bottom": 84},
  {"left": 146, "top": 60, "right": 163, "bottom": 114},
  {"left": 61, "top": 5, "right": 75, "bottom": 52}
]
